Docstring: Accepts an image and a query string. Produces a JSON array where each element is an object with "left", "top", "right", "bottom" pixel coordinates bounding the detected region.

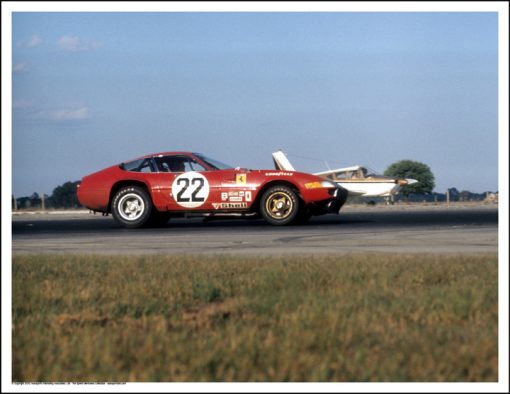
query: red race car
[{"left": 77, "top": 152, "right": 348, "bottom": 228}]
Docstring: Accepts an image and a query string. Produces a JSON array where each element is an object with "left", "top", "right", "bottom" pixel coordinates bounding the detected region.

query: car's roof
[
  {"left": 124, "top": 152, "right": 200, "bottom": 162},
  {"left": 142, "top": 151, "right": 195, "bottom": 158}
]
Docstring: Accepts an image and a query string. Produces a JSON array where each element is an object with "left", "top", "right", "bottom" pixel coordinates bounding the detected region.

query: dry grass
[{"left": 12, "top": 253, "right": 498, "bottom": 382}]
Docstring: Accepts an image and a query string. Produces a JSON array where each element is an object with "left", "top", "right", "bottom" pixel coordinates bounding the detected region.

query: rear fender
[{"left": 108, "top": 180, "right": 165, "bottom": 213}]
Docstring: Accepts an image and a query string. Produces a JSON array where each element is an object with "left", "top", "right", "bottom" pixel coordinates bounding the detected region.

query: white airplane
[{"left": 272, "top": 150, "right": 417, "bottom": 198}]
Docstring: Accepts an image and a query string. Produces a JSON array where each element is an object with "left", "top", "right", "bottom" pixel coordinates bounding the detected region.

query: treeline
[
  {"left": 13, "top": 181, "right": 82, "bottom": 210},
  {"left": 350, "top": 188, "right": 498, "bottom": 205},
  {"left": 406, "top": 188, "right": 497, "bottom": 203}
]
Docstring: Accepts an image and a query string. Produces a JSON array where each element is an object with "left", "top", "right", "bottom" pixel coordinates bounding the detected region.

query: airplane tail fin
[{"left": 272, "top": 150, "right": 296, "bottom": 171}]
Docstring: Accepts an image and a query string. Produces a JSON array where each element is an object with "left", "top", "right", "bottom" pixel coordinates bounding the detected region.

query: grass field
[{"left": 12, "top": 254, "right": 498, "bottom": 382}]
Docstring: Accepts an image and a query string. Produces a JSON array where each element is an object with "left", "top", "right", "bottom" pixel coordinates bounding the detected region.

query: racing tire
[
  {"left": 112, "top": 186, "right": 152, "bottom": 228},
  {"left": 260, "top": 185, "right": 300, "bottom": 226}
]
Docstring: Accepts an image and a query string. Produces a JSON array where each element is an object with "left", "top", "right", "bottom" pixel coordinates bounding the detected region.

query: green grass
[{"left": 12, "top": 254, "right": 498, "bottom": 382}]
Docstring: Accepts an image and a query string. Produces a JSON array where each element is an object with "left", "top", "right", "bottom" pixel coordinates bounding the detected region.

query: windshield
[
  {"left": 364, "top": 167, "right": 381, "bottom": 177},
  {"left": 194, "top": 153, "right": 233, "bottom": 170}
]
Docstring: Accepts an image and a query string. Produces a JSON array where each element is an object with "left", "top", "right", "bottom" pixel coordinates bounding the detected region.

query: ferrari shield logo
[{"left": 236, "top": 174, "right": 247, "bottom": 185}]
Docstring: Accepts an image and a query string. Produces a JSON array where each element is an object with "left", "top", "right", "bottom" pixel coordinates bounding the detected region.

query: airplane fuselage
[{"left": 334, "top": 180, "right": 401, "bottom": 197}]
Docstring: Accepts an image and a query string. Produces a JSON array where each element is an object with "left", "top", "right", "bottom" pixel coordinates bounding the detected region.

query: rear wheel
[
  {"left": 260, "top": 185, "right": 300, "bottom": 226},
  {"left": 112, "top": 186, "right": 152, "bottom": 228}
]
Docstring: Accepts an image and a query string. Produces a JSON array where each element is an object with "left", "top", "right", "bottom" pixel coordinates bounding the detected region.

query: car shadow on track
[{"left": 12, "top": 215, "right": 373, "bottom": 235}]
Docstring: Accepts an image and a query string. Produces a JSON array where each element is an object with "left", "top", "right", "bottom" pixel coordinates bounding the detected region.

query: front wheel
[
  {"left": 112, "top": 186, "right": 152, "bottom": 228},
  {"left": 260, "top": 185, "right": 300, "bottom": 226}
]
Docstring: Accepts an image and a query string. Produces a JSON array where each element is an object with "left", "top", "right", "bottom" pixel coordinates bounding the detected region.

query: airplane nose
[{"left": 397, "top": 178, "right": 418, "bottom": 186}]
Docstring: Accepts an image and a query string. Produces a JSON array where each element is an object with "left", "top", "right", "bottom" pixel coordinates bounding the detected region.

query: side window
[
  {"left": 334, "top": 172, "right": 347, "bottom": 180},
  {"left": 154, "top": 156, "right": 185, "bottom": 173},
  {"left": 185, "top": 159, "right": 206, "bottom": 172},
  {"left": 351, "top": 169, "right": 364, "bottom": 179},
  {"left": 154, "top": 156, "right": 207, "bottom": 173},
  {"left": 138, "top": 160, "right": 153, "bottom": 173},
  {"left": 122, "top": 158, "right": 153, "bottom": 173}
]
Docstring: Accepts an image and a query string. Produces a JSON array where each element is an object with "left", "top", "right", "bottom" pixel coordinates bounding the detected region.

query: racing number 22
[{"left": 176, "top": 177, "right": 205, "bottom": 202}]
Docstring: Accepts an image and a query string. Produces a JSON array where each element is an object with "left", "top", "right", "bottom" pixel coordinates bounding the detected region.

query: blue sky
[{"left": 12, "top": 12, "right": 498, "bottom": 196}]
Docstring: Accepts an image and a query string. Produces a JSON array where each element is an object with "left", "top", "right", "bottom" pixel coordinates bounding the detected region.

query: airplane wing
[
  {"left": 272, "top": 150, "right": 296, "bottom": 171},
  {"left": 314, "top": 165, "right": 362, "bottom": 177}
]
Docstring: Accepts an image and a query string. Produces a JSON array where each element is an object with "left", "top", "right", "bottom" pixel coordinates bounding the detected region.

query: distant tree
[
  {"left": 15, "top": 192, "right": 42, "bottom": 209},
  {"left": 50, "top": 181, "right": 81, "bottom": 208},
  {"left": 29, "top": 192, "right": 41, "bottom": 207},
  {"left": 384, "top": 160, "right": 435, "bottom": 196},
  {"left": 447, "top": 187, "right": 460, "bottom": 202},
  {"left": 459, "top": 190, "right": 471, "bottom": 201}
]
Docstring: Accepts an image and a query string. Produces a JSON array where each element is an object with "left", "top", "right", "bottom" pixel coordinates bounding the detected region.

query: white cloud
[
  {"left": 47, "top": 106, "right": 89, "bottom": 121},
  {"left": 12, "top": 99, "right": 33, "bottom": 109},
  {"left": 13, "top": 63, "right": 29, "bottom": 73},
  {"left": 27, "top": 35, "right": 42, "bottom": 47},
  {"left": 19, "top": 35, "right": 42, "bottom": 48},
  {"left": 14, "top": 102, "right": 90, "bottom": 121},
  {"left": 57, "top": 35, "right": 100, "bottom": 51},
  {"left": 35, "top": 106, "right": 90, "bottom": 121}
]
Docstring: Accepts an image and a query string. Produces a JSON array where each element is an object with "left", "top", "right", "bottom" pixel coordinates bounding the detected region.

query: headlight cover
[
  {"left": 320, "top": 180, "right": 337, "bottom": 188},
  {"left": 304, "top": 180, "right": 337, "bottom": 189}
]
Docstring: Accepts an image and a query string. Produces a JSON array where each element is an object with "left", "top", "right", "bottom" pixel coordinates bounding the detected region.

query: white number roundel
[{"left": 172, "top": 172, "right": 210, "bottom": 208}]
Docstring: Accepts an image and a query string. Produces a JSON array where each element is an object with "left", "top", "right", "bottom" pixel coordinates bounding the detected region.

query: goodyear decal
[{"left": 264, "top": 172, "right": 294, "bottom": 176}]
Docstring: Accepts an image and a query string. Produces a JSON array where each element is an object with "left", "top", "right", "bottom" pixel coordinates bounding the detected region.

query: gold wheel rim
[{"left": 265, "top": 192, "right": 293, "bottom": 220}]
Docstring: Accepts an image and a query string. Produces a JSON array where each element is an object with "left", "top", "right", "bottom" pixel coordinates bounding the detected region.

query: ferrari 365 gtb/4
[{"left": 77, "top": 151, "right": 348, "bottom": 228}]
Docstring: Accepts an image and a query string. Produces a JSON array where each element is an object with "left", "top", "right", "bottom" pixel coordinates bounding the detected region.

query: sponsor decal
[
  {"left": 213, "top": 202, "right": 248, "bottom": 210},
  {"left": 172, "top": 172, "right": 209, "bottom": 208},
  {"left": 236, "top": 174, "right": 247, "bottom": 185},
  {"left": 264, "top": 172, "right": 294, "bottom": 177},
  {"left": 221, "top": 191, "right": 253, "bottom": 202}
]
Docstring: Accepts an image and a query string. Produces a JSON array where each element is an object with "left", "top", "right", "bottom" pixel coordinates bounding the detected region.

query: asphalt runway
[{"left": 11, "top": 205, "right": 498, "bottom": 255}]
